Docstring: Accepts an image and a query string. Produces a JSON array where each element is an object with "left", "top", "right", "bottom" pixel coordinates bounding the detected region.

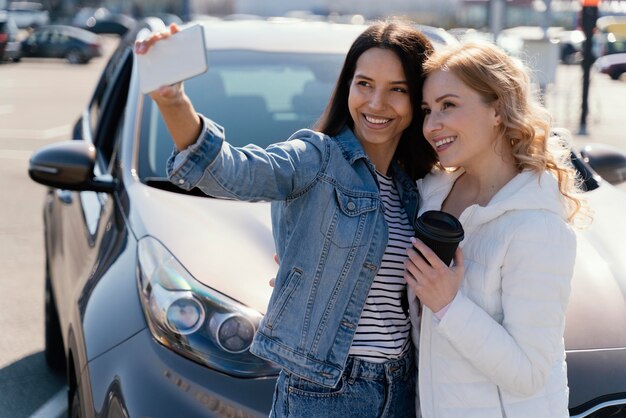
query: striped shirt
[{"left": 348, "top": 171, "right": 414, "bottom": 362}]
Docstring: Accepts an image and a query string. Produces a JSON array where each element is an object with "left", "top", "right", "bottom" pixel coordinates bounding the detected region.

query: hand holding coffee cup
[
  {"left": 414, "top": 210, "right": 464, "bottom": 266},
  {"left": 405, "top": 211, "right": 465, "bottom": 314}
]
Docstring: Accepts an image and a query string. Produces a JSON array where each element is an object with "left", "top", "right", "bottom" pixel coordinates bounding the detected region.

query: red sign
[{"left": 581, "top": 0, "right": 600, "bottom": 6}]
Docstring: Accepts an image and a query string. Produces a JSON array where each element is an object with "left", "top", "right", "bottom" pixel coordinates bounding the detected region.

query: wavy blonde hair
[{"left": 422, "top": 41, "right": 585, "bottom": 224}]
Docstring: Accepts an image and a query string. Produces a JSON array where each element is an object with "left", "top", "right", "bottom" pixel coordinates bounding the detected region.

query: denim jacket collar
[
  {"left": 335, "top": 127, "right": 419, "bottom": 221},
  {"left": 335, "top": 126, "right": 369, "bottom": 166}
]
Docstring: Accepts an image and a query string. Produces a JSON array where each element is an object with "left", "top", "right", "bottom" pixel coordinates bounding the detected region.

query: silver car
[{"left": 28, "top": 17, "right": 626, "bottom": 417}]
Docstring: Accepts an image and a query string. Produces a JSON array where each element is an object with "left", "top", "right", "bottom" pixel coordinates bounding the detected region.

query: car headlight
[{"left": 137, "top": 236, "right": 278, "bottom": 377}]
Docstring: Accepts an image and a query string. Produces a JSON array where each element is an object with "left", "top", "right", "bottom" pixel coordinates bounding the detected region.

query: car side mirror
[
  {"left": 28, "top": 140, "right": 117, "bottom": 193},
  {"left": 580, "top": 143, "right": 626, "bottom": 186}
]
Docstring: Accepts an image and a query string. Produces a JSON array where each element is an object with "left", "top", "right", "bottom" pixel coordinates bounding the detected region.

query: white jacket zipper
[{"left": 497, "top": 386, "right": 507, "bottom": 418}]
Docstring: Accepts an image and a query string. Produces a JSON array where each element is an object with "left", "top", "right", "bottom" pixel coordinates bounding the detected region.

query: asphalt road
[{"left": 0, "top": 40, "right": 624, "bottom": 418}]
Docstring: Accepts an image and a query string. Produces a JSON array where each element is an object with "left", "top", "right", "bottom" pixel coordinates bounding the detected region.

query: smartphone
[{"left": 135, "top": 24, "right": 209, "bottom": 94}]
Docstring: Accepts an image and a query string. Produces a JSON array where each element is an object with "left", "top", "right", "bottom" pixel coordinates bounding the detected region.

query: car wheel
[
  {"left": 45, "top": 273, "right": 65, "bottom": 374},
  {"left": 66, "top": 49, "right": 84, "bottom": 65},
  {"left": 610, "top": 71, "right": 624, "bottom": 80}
]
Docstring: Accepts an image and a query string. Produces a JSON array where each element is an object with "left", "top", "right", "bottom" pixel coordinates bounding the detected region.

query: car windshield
[{"left": 138, "top": 49, "right": 345, "bottom": 180}]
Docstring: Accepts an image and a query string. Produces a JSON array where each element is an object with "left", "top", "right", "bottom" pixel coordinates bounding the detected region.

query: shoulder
[
  {"left": 261, "top": 129, "right": 330, "bottom": 164},
  {"left": 508, "top": 208, "right": 574, "bottom": 238},
  {"left": 286, "top": 129, "right": 329, "bottom": 149},
  {"left": 497, "top": 209, "right": 577, "bottom": 265}
]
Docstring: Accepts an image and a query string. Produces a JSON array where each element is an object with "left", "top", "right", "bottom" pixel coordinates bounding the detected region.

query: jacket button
[{"left": 347, "top": 201, "right": 356, "bottom": 211}]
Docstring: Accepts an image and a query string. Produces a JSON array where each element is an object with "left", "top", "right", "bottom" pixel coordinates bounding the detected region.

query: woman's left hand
[
  {"left": 268, "top": 254, "right": 279, "bottom": 287},
  {"left": 404, "top": 237, "right": 465, "bottom": 313}
]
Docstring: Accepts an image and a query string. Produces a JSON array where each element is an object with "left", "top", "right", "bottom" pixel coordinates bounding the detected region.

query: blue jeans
[{"left": 269, "top": 351, "right": 416, "bottom": 418}]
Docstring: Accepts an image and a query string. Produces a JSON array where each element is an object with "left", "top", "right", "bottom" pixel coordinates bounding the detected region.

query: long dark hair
[{"left": 315, "top": 21, "right": 437, "bottom": 180}]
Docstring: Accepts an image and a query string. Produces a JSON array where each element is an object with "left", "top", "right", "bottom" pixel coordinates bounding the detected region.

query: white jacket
[{"left": 410, "top": 169, "right": 576, "bottom": 418}]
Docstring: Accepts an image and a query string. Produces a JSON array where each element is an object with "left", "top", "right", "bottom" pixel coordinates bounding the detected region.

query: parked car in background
[
  {"left": 71, "top": 6, "right": 136, "bottom": 36},
  {"left": 6, "top": 1, "right": 49, "bottom": 29},
  {"left": 595, "top": 52, "right": 626, "bottom": 80},
  {"left": 80, "top": 12, "right": 135, "bottom": 36},
  {"left": 152, "top": 12, "right": 183, "bottom": 26},
  {"left": 448, "top": 27, "right": 495, "bottom": 43},
  {"left": 414, "top": 23, "right": 459, "bottom": 46},
  {"left": 0, "top": 10, "right": 22, "bottom": 61},
  {"left": 26, "top": 17, "right": 626, "bottom": 418},
  {"left": 20, "top": 25, "right": 102, "bottom": 64},
  {"left": 71, "top": 6, "right": 110, "bottom": 27}
]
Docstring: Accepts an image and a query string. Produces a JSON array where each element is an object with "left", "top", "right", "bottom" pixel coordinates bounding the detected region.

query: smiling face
[
  {"left": 421, "top": 69, "right": 502, "bottom": 170},
  {"left": 348, "top": 47, "right": 412, "bottom": 170}
]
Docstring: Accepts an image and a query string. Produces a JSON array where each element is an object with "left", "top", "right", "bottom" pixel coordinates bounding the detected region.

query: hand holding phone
[{"left": 135, "top": 24, "right": 209, "bottom": 94}]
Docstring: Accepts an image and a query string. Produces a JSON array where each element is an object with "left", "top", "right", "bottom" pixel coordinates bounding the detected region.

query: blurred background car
[
  {"left": 20, "top": 24, "right": 103, "bottom": 64},
  {"left": 0, "top": 10, "right": 22, "bottom": 62},
  {"left": 24, "top": 17, "right": 458, "bottom": 417},
  {"left": 595, "top": 52, "right": 626, "bottom": 80},
  {"left": 152, "top": 12, "right": 183, "bottom": 26},
  {"left": 71, "top": 7, "right": 136, "bottom": 36},
  {"left": 80, "top": 12, "right": 135, "bottom": 36},
  {"left": 70, "top": 6, "right": 110, "bottom": 27},
  {"left": 414, "top": 23, "right": 459, "bottom": 46},
  {"left": 6, "top": 0, "right": 49, "bottom": 29},
  {"left": 448, "top": 27, "right": 495, "bottom": 43},
  {"left": 26, "top": 16, "right": 626, "bottom": 418}
]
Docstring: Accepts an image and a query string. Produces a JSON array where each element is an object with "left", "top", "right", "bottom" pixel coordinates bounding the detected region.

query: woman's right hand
[
  {"left": 134, "top": 23, "right": 185, "bottom": 106},
  {"left": 404, "top": 237, "right": 464, "bottom": 314}
]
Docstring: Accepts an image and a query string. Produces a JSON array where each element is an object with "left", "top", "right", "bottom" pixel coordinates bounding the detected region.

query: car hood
[
  {"left": 565, "top": 182, "right": 626, "bottom": 350},
  {"left": 127, "top": 179, "right": 626, "bottom": 341},
  {"left": 128, "top": 182, "right": 277, "bottom": 315}
]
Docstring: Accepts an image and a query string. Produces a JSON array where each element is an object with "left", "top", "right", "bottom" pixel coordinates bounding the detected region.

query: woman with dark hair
[
  {"left": 316, "top": 25, "right": 437, "bottom": 180},
  {"left": 135, "top": 21, "right": 434, "bottom": 417}
]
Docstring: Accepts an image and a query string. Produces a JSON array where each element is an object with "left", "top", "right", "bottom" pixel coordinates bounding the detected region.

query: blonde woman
[{"left": 405, "top": 42, "right": 585, "bottom": 418}]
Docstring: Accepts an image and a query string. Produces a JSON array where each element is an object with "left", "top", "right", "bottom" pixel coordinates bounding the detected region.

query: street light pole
[
  {"left": 579, "top": 0, "right": 600, "bottom": 135},
  {"left": 489, "top": 0, "right": 506, "bottom": 41}
]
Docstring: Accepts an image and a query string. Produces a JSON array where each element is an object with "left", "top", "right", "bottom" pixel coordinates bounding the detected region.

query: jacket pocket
[
  {"left": 320, "top": 187, "right": 378, "bottom": 248},
  {"left": 265, "top": 267, "right": 303, "bottom": 330}
]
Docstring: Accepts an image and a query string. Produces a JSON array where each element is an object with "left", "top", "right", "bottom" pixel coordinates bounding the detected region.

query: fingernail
[{"left": 410, "top": 237, "right": 416, "bottom": 243}]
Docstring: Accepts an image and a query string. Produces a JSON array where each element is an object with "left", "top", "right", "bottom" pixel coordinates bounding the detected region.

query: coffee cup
[{"left": 414, "top": 210, "right": 464, "bottom": 266}]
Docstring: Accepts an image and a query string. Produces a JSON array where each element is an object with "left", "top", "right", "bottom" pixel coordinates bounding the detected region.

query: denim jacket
[{"left": 167, "top": 116, "right": 420, "bottom": 387}]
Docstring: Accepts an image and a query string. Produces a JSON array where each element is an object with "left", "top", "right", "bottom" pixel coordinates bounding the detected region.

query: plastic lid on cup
[{"left": 415, "top": 210, "right": 464, "bottom": 242}]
